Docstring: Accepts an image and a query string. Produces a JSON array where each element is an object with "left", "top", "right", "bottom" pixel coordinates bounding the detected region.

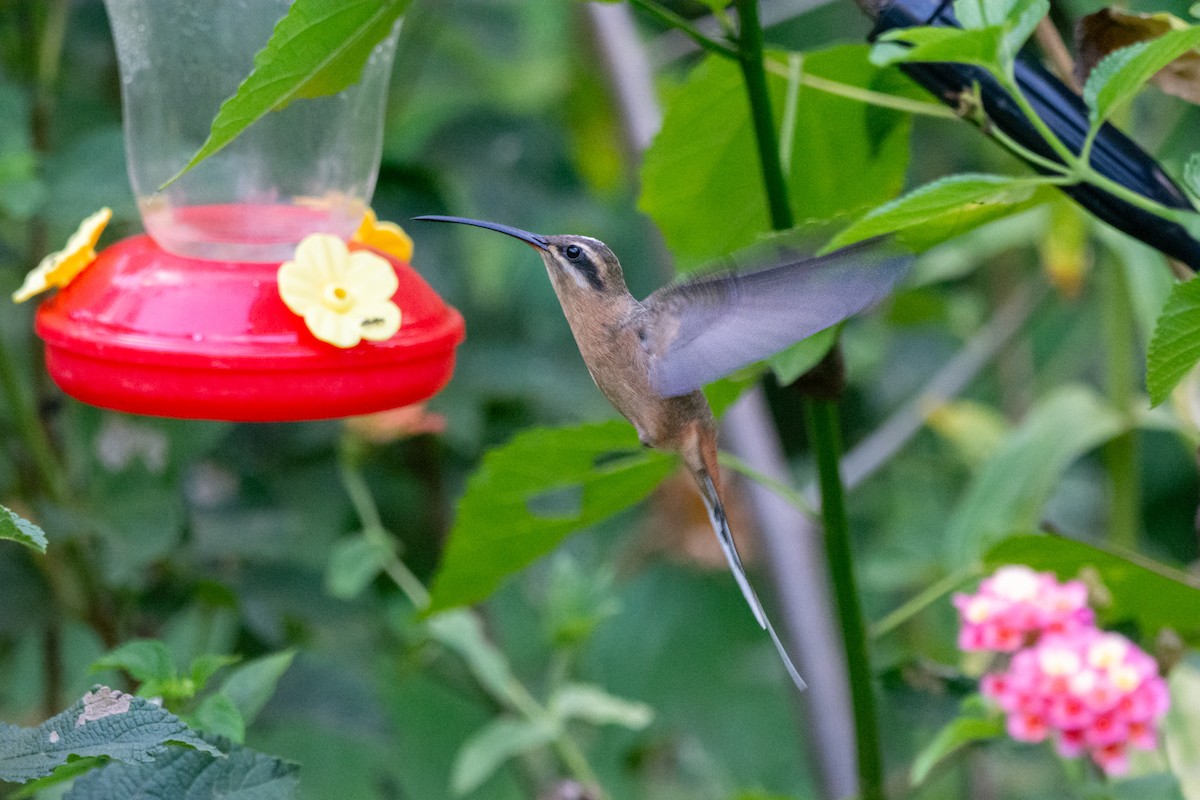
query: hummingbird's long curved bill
[{"left": 414, "top": 215, "right": 549, "bottom": 251}]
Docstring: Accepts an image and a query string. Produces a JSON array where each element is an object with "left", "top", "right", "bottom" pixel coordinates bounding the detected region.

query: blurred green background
[{"left": 2, "top": 0, "right": 1200, "bottom": 798}]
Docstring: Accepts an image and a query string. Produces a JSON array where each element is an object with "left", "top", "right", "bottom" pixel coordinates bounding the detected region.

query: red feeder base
[{"left": 35, "top": 234, "right": 465, "bottom": 422}]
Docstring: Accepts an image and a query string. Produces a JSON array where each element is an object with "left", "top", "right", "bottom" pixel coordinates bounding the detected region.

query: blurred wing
[{"left": 643, "top": 239, "right": 911, "bottom": 398}]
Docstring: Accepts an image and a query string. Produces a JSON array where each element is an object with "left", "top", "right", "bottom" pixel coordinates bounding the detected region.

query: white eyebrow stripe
[{"left": 562, "top": 241, "right": 603, "bottom": 291}]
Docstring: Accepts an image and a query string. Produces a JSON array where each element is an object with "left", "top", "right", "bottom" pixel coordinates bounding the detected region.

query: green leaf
[
  {"left": 188, "top": 653, "right": 241, "bottom": 692},
  {"left": 427, "top": 422, "right": 675, "bottom": 612},
  {"left": 984, "top": 535, "right": 1200, "bottom": 642},
  {"left": 1083, "top": 26, "right": 1200, "bottom": 126},
  {"left": 173, "top": 0, "right": 409, "bottom": 181},
  {"left": 1148, "top": 278, "right": 1200, "bottom": 405},
  {"left": 547, "top": 684, "right": 654, "bottom": 730},
  {"left": 0, "top": 506, "right": 47, "bottom": 553},
  {"left": 703, "top": 369, "right": 765, "bottom": 417},
  {"left": 640, "top": 45, "right": 911, "bottom": 267},
  {"left": 0, "top": 686, "right": 220, "bottom": 783},
  {"left": 945, "top": 386, "right": 1125, "bottom": 565},
  {"left": 8, "top": 758, "right": 105, "bottom": 799},
  {"left": 1185, "top": 153, "right": 1200, "bottom": 198},
  {"left": 829, "top": 174, "right": 1050, "bottom": 250},
  {"left": 954, "top": 0, "right": 1049, "bottom": 55},
  {"left": 64, "top": 740, "right": 298, "bottom": 800},
  {"left": 767, "top": 325, "right": 840, "bottom": 386},
  {"left": 91, "top": 640, "right": 176, "bottom": 686},
  {"left": 911, "top": 711, "right": 1004, "bottom": 785},
  {"left": 214, "top": 650, "right": 297, "bottom": 728},
  {"left": 190, "top": 694, "right": 246, "bottom": 743},
  {"left": 1165, "top": 655, "right": 1200, "bottom": 797},
  {"left": 873, "top": 25, "right": 1003, "bottom": 70},
  {"left": 451, "top": 717, "right": 558, "bottom": 796},
  {"left": 325, "top": 533, "right": 393, "bottom": 599},
  {"left": 426, "top": 610, "right": 516, "bottom": 701}
]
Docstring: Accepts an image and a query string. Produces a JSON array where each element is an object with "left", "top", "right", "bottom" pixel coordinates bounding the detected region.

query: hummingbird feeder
[{"left": 28, "top": 0, "right": 464, "bottom": 422}]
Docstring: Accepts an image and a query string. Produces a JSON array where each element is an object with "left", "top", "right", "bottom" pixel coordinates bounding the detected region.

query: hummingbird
[{"left": 416, "top": 215, "right": 911, "bottom": 690}]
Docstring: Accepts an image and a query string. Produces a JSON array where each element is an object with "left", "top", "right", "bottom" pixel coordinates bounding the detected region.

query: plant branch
[
  {"left": 764, "top": 56, "right": 958, "bottom": 119},
  {"left": 337, "top": 439, "right": 606, "bottom": 797},
  {"left": 0, "top": 331, "right": 66, "bottom": 502},
  {"left": 805, "top": 398, "right": 885, "bottom": 800},
  {"left": 1098, "top": 258, "right": 1140, "bottom": 550},
  {"left": 835, "top": 281, "right": 1045, "bottom": 495},
  {"left": 734, "top": 1, "right": 884, "bottom": 797},
  {"left": 719, "top": 451, "right": 816, "bottom": 516},
  {"left": 871, "top": 566, "right": 981, "bottom": 639}
]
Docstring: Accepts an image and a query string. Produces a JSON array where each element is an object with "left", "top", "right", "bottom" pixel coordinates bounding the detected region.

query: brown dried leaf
[{"left": 1075, "top": 7, "right": 1200, "bottom": 103}]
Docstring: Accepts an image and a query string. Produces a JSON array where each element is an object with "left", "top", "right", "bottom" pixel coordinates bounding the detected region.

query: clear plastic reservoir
[{"left": 103, "top": 0, "right": 399, "bottom": 262}]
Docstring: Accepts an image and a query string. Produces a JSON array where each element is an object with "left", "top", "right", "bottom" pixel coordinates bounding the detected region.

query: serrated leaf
[
  {"left": 945, "top": 386, "right": 1125, "bottom": 565},
  {"left": 64, "top": 740, "right": 298, "bottom": 800},
  {"left": 427, "top": 422, "right": 675, "bottom": 612},
  {"left": 829, "top": 174, "right": 1048, "bottom": 250},
  {"left": 173, "top": 0, "right": 408, "bottom": 181},
  {"left": 1076, "top": 8, "right": 1200, "bottom": 106},
  {"left": 215, "top": 650, "right": 297, "bottom": 728},
  {"left": 0, "top": 686, "right": 220, "bottom": 783},
  {"left": 0, "top": 506, "right": 47, "bottom": 553},
  {"left": 1148, "top": 278, "right": 1200, "bottom": 405},
  {"left": 873, "top": 25, "right": 1003, "bottom": 70},
  {"left": 547, "top": 684, "right": 654, "bottom": 730},
  {"left": 1083, "top": 26, "right": 1200, "bottom": 126},
  {"left": 91, "top": 640, "right": 176, "bottom": 686},
  {"left": 325, "top": 533, "right": 393, "bottom": 600},
  {"left": 190, "top": 694, "right": 246, "bottom": 744},
  {"left": 426, "top": 611, "right": 516, "bottom": 701},
  {"left": 985, "top": 535, "right": 1200, "bottom": 642},
  {"left": 639, "top": 45, "right": 911, "bottom": 267},
  {"left": 911, "top": 711, "right": 1004, "bottom": 785},
  {"left": 451, "top": 717, "right": 558, "bottom": 796}
]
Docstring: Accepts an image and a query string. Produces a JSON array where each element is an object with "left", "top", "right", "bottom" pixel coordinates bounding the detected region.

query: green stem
[
  {"left": 870, "top": 566, "right": 981, "bottom": 639},
  {"left": 718, "top": 451, "right": 817, "bottom": 516},
  {"left": 1098, "top": 259, "right": 1139, "bottom": 550},
  {"left": 733, "top": 3, "right": 884, "bottom": 797},
  {"left": 627, "top": 0, "right": 739, "bottom": 60},
  {"left": 734, "top": 0, "right": 792, "bottom": 232},
  {"left": 337, "top": 439, "right": 605, "bottom": 797},
  {"left": 763, "top": 57, "right": 958, "bottom": 119},
  {"left": 805, "top": 398, "right": 885, "bottom": 800},
  {"left": 339, "top": 440, "right": 432, "bottom": 608},
  {"left": 998, "top": 71, "right": 1189, "bottom": 221},
  {"left": 0, "top": 331, "right": 66, "bottom": 501},
  {"left": 999, "top": 70, "right": 1078, "bottom": 169}
]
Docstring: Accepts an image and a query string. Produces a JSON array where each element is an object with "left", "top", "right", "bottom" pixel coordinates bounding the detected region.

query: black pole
[{"left": 870, "top": 0, "right": 1200, "bottom": 270}]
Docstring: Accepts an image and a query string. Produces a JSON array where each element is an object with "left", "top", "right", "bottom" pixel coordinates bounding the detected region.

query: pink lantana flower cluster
[
  {"left": 955, "top": 566, "right": 1169, "bottom": 775},
  {"left": 954, "top": 565, "right": 1094, "bottom": 652}
]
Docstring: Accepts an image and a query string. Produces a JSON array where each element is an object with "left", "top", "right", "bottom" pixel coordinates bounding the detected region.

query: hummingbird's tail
[{"left": 687, "top": 440, "right": 807, "bottom": 691}]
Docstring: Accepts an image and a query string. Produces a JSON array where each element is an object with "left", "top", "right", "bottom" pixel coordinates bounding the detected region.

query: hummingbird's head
[{"left": 413, "top": 216, "right": 625, "bottom": 295}]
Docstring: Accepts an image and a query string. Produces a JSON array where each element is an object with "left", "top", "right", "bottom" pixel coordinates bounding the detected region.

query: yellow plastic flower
[
  {"left": 278, "top": 234, "right": 402, "bottom": 348},
  {"left": 13, "top": 207, "right": 112, "bottom": 303},
  {"left": 353, "top": 208, "right": 413, "bottom": 263}
]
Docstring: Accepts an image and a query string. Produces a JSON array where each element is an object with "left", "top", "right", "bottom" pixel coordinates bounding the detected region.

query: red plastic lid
[{"left": 35, "top": 234, "right": 465, "bottom": 421}]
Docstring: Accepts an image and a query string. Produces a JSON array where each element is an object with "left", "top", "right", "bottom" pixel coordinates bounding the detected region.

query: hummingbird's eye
[{"left": 564, "top": 244, "right": 583, "bottom": 260}]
